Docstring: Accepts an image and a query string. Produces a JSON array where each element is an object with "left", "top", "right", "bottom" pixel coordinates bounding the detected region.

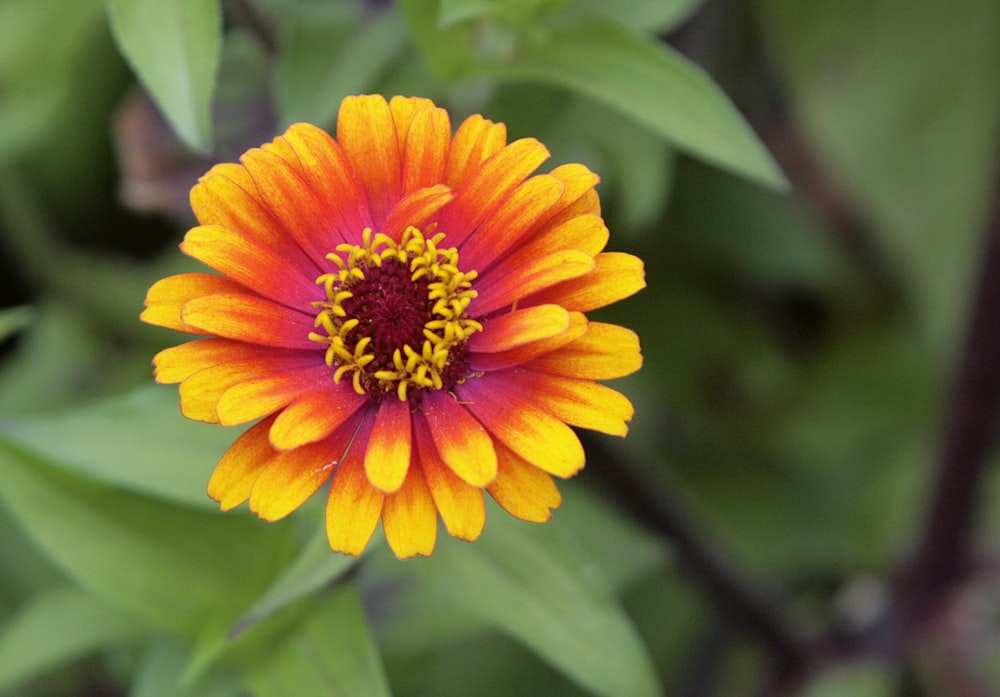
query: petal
[
  {"left": 437, "top": 138, "right": 550, "bottom": 248},
  {"left": 500, "top": 369, "right": 635, "bottom": 437},
  {"left": 180, "top": 293, "right": 317, "bottom": 349},
  {"left": 141, "top": 273, "right": 244, "bottom": 333},
  {"left": 529, "top": 322, "right": 643, "bottom": 380},
  {"left": 382, "top": 184, "right": 454, "bottom": 240},
  {"left": 420, "top": 390, "right": 497, "bottom": 487},
  {"left": 216, "top": 361, "right": 330, "bottom": 426},
  {"left": 414, "top": 416, "right": 485, "bottom": 541},
  {"left": 363, "top": 398, "right": 412, "bottom": 493},
  {"left": 153, "top": 338, "right": 262, "bottom": 384},
  {"left": 457, "top": 376, "right": 585, "bottom": 478},
  {"left": 325, "top": 415, "right": 384, "bottom": 556},
  {"left": 444, "top": 114, "right": 507, "bottom": 189},
  {"left": 337, "top": 94, "right": 402, "bottom": 227},
  {"left": 382, "top": 460, "right": 438, "bottom": 559},
  {"left": 389, "top": 95, "right": 438, "bottom": 150},
  {"left": 207, "top": 416, "right": 279, "bottom": 511},
  {"left": 466, "top": 304, "right": 572, "bottom": 354},
  {"left": 472, "top": 250, "right": 596, "bottom": 317},
  {"left": 531, "top": 252, "right": 646, "bottom": 311},
  {"left": 487, "top": 440, "right": 562, "bottom": 523},
  {"left": 181, "top": 225, "right": 320, "bottom": 310},
  {"left": 468, "top": 312, "right": 588, "bottom": 373},
  {"left": 401, "top": 105, "right": 451, "bottom": 195},
  {"left": 268, "top": 384, "right": 368, "bottom": 450}
]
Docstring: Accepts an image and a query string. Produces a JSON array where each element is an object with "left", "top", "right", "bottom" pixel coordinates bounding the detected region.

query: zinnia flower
[{"left": 141, "top": 95, "right": 644, "bottom": 559}]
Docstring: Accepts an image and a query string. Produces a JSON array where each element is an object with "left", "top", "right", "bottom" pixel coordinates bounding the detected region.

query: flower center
[{"left": 309, "top": 227, "right": 482, "bottom": 401}]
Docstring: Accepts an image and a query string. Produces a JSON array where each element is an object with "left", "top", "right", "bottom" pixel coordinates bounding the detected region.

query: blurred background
[{"left": 1, "top": 0, "right": 999, "bottom": 695}]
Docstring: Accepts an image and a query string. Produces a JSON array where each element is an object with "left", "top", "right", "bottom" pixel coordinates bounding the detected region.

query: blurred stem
[
  {"left": 584, "top": 436, "right": 811, "bottom": 675},
  {"left": 885, "top": 176, "right": 1000, "bottom": 650}
]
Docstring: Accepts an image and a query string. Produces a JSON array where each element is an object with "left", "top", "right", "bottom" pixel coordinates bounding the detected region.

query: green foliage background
[{"left": 0, "top": 0, "right": 998, "bottom": 695}]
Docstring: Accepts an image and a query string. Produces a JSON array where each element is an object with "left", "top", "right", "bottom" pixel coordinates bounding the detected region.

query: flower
[{"left": 141, "top": 95, "right": 644, "bottom": 559}]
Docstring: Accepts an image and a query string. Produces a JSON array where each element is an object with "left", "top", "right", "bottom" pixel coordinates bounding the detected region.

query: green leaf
[
  {"left": 0, "top": 441, "right": 290, "bottom": 636},
  {"left": 0, "top": 385, "right": 238, "bottom": 509},
  {"left": 0, "top": 306, "right": 33, "bottom": 343},
  {"left": 104, "top": 0, "right": 221, "bottom": 152},
  {"left": 0, "top": 586, "right": 146, "bottom": 693},
  {"left": 244, "top": 584, "right": 392, "bottom": 697},
  {"left": 422, "top": 512, "right": 661, "bottom": 697},
  {"left": 131, "top": 635, "right": 244, "bottom": 697},
  {"left": 397, "top": 0, "right": 477, "bottom": 79},
  {"left": 479, "top": 19, "right": 787, "bottom": 190},
  {"left": 559, "top": 0, "right": 704, "bottom": 33}
]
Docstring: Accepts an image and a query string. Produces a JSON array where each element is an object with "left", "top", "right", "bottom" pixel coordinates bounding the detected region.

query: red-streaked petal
[
  {"left": 181, "top": 225, "right": 320, "bottom": 310},
  {"left": 457, "top": 376, "right": 585, "bottom": 478},
  {"left": 444, "top": 114, "right": 507, "bottom": 189},
  {"left": 268, "top": 384, "right": 368, "bottom": 451},
  {"left": 498, "top": 368, "right": 635, "bottom": 437},
  {"left": 277, "top": 123, "right": 374, "bottom": 243},
  {"left": 141, "top": 273, "right": 245, "bottom": 333},
  {"left": 153, "top": 338, "right": 263, "bottom": 384},
  {"left": 468, "top": 312, "right": 588, "bottom": 373},
  {"left": 180, "top": 294, "right": 316, "bottom": 349},
  {"left": 178, "top": 353, "right": 315, "bottom": 423},
  {"left": 466, "top": 304, "right": 572, "bottom": 353},
  {"left": 382, "top": 460, "right": 437, "bottom": 559},
  {"left": 363, "top": 398, "right": 412, "bottom": 493},
  {"left": 337, "top": 95, "right": 402, "bottom": 228},
  {"left": 382, "top": 184, "right": 454, "bottom": 241},
  {"left": 420, "top": 390, "right": 497, "bottom": 487},
  {"left": 389, "top": 95, "right": 437, "bottom": 150},
  {"left": 216, "top": 361, "right": 329, "bottom": 426},
  {"left": 402, "top": 105, "right": 451, "bottom": 195},
  {"left": 325, "top": 415, "right": 384, "bottom": 556},
  {"left": 413, "top": 416, "right": 485, "bottom": 541},
  {"left": 532, "top": 252, "right": 646, "bottom": 311},
  {"left": 207, "top": 416, "right": 279, "bottom": 511},
  {"left": 472, "top": 250, "right": 595, "bottom": 317},
  {"left": 487, "top": 440, "right": 562, "bottom": 522},
  {"left": 249, "top": 437, "right": 337, "bottom": 521},
  {"left": 458, "top": 173, "right": 565, "bottom": 271},
  {"left": 436, "top": 138, "right": 550, "bottom": 248},
  {"left": 528, "top": 322, "right": 643, "bottom": 380}
]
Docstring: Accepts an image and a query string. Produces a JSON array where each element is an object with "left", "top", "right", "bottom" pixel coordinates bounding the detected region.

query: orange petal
[
  {"left": 529, "top": 322, "right": 643, "bottom": 380},
  {"left": 414, "top": 416, "right": 485, "bottom": 541},
  {"left": 382, "top": 460, "right": 438, "bottom": 559},
  {"left": 472, "top": 250, "right": 596, "bottom": 317},
  {"left": 437, "top": 138, "right": 550, "bottom": 248},
  {"left": 215, "top": 361, "right": 329, "bottom": 426},
  {"left": 457, "top": 375, "right": 585, "bottom": 478},
  {"left": 141, "top": 273, "right": 244, "bottom": 333},
  {"left": 325, "top": 416, "right": 384, "bottom": 556},
  {"left": 363, "top": 398, "right": 412, "bottom": 493},
  {"left": 207, "top": 416, "right": 279, "bottom": 511},
  {"left": 532, "top": 252, "right": 646, "bottom": 311},
  {"left": 268, "top": 386, "right": 368, "bottom": 450},
  {"left": 444, "top": 114, "right": 507, "bottom": 189},
  {"left": 337, "top": 94, "right": 402, "bottom": 227},
  {"left": 467, "top": 304, "right": 572, "bottom": 353},
  {"left": 469, "top": 312, "right": 588, "bottom": 373},
  {"left": 515, "top": 213, "right": 609, "bottom": 261},
  {"left": 420, "top": 390, "right": 497, "bottom": 487},
  {"left": 401, "top": 105, "right": 451, "bottom": 195},
  {"left": 153, "top": 338, "right": 262, "bottom": 384},
  {"left": 502, "top": 369, "right": 634, "bottom": 437},
  {"left": 383, "top": 184, "right": 454, "bottom": 241},
  {"left": 181, "top": 225, "right": 320, "bottom": 309},
  {"left": 460, "top": 173, "right": 566, "bottom": 272},
  {"left": 180, "top": 294, "right": 316, "bottom": 349},
  {"left": 487, "top": 440, "right": 562, "bottom": 523}
]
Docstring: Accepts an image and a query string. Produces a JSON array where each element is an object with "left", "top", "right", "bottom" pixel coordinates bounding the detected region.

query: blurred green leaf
[
  {"left": 104, "top": 0, "right": 221, "bottom": 152},
  {"left": 0, "top": 306, "right": 33, "bottom": 344},
  {"left": 0, "top": 586, "right": 146, "bottom": 693},
  {"left": 800, "top": 661, "right": 895, "bottom": 697},
  {"left": 245, "top": 584, "right": 391, "bottom": 697},
  {"left": 423, "top": 511, "right": 661, "bottom": 697},
  {"left": 0, "top": 385, "right": 237, "bottom": 509},
  {"left": 131, "top": 635, "right": 244, "bottom": 697},
  {"left": 397, "top": 0, "right": 477, "bottom": 79},
  {"left": 558, "top": 0, "right": 704, "bottom": 33},
  {"left": 480, "top": 19, "right": 787, "bottom": 190},
  {"left": 0, "top": 442, "right": 290, "bottom": 636}
]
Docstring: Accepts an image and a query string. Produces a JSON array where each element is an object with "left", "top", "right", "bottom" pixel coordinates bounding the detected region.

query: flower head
[{"left": 141, "top": 95, "right": 644, "bottom": 558}]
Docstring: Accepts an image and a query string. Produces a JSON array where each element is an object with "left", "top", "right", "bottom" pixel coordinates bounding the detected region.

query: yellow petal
[
  {"left": 207, "top": 416, "right": 278, "bottom": 510},
  {"left": 363, "top": 398, "right": 412, "bottom": 493},
  {"left": 529, "top": 322, "right": 643, "bottom": 380},
  {"left": 326, "top": 417, "right": 384, "bottom": 556},
  {"left": 487, "top": 440, "right": 562, "bottom": 522},
  {"left": 382, "top": 463, "right": 438, "bottom": 559},
  {"left": 415, "top": 417, "right": 486, "bottom": 541},
  {"left": 467, "top": 304, "right": 572, "bottom": 353},
  {"left": 420, "top": 391, "right": 497, "bottom": 487}
]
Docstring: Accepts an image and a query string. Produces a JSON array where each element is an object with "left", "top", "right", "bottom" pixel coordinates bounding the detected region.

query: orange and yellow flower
[{"left": 141, "top": 95, "right": 644, "bottom": 558}]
